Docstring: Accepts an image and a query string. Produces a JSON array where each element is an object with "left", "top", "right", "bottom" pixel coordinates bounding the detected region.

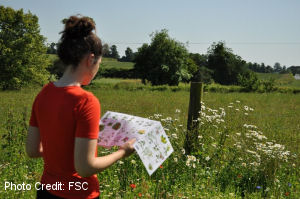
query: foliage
[
  {"left": 46, "top": 42, "right": 57, "bottom": 54},
  {"left": 0, "top": 6, "right": 50, "bottom": 90},
  {"left": 238, "top": 72, "right": 277, "bottom": 93},
  {"left": 238, "top": 71, "right": 260, "bottom": 91},
  {"left": 119, "top": 47, "right": 136, "bottom": 62},
  {"left": 207, "top": 42, "right": 248, "bottom": 85},
  {"left": 134, "top": 29, "right": 192, "bottom": 86},
  {"left": 189, "top": 53, "right": 213, "bottom": 83},
  {"left": 47, "top": 59, "right": 64, "bottom": 79},
  {"left": 97, "top": 67, "right": 138, "bottom": 79},
  {"left": 102, "top": 43, "right": 110, "bottom": 57},
  {"left": 288, "top": 66, "right": 300, "bottom": 76},
  {"left": 1, "top": 88, "right": 299, "bottom": 198},
  {"left": 247, "top": 62, "right": 274, "bottom": 73},
  {"left": 110, "top": 44, "right": 120, "bottom": 59},
  {"left": 260, "top": 78, "right": 276, "bottom": 92}
]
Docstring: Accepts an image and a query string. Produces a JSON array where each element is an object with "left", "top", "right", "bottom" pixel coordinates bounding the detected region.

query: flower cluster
[{"left": 186, "top": 155, "right": 197, "bottom": 168}]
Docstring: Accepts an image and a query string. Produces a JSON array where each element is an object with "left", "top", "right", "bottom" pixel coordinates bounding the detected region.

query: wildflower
[
  {"left": 205, "top": 156, "right": 210, "bottom": 161},
  {"left": 285, "top": 192, "right": 290, "bottom": 196},
  {"left": 131, "top": 160, "right": 136, "bottom": 164},
  {"left": 192, "top": 163, "right": 196, "bottom": 168},
  {"left": 237, "top": 174, "right": 242, "bottom": 178},
  {"left": 118, "top": 161, "right": 124, "bottom": 165},
  {"left": 246, "top": 150, "right": 257, "bottom": 155},
  {"left": 236, "top": 100, "right": 240, "bottom": 103},
  {"left": 256, "top": 186, "right": 261, "bottom": 189},
  {"left": 154, "top": 114, "right": 162, "bottom": 119},
  {"left": 186, "top": 161, "right": 191, "bottom": 167},
  {"left": 265, "top": 187, "right": 270, "bottom": 192},
  {"left": 130, "top": 184, "right": 136, "bottom": 189},
  {"left": 175, "top": 109, "right": 181, "bottom": 113},
  {"left": 181, "top": 148, "right": 185, "bottom": 154},
  {"left": 244, "top": 106, "right": 249, "bottom": 111},
  {"left": 244, "top": 113, "right": 249, "bottom": 116},
  {"left": 242, "top": 163, "right": 247, "bottom": 167},
  {"left": 160, "top": 165, "right": 163, "bottom": 169},
  {"left": 288, "top": 182, "right": 292, "bottom": 187},
  {"left": 235, "top": 108, "right": 240, "bottom": 111},
  {"left": 138, "top": 193, "right": 142, "bottom": 197},
  {"left": 171, "top": 133, "right": 178, "bottom": 139},
  {"left": 187, "top": 155, "right": 197, "bottom": 162},
  {"left": 174, "top": 157, "right": 178, "bottom": 162},
  {"left": 198, "top": 135, "right": 203, "bottom": 139},
  {"left": 250, "top": 162, "right": 260, "bottom": 167}
]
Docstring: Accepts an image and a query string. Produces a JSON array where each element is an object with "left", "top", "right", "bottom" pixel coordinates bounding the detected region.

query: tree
[
  {"left": 119, "top": 47, "right": 135, "bottom": 62},
  {"left": 207, "top": 42, "right": 248, "bottom": 85},
  {"left": 46, "top": 42, "right": 57, "bottom": 54},
  {"left": 189, "top": 53, "right": 213, "bottom": 83},
  {"left": 102, "top": 43, "right": 110, "bottom": 57},
  {"left": 274, "top": 62, "right": 282, "bottom": 73},
  {"left": 110, "top": 45, "right": 120, "bottom": 59},
  {"left": 125, "top": 47, "right": 134, "bottom": 61},
  {"left": 134, "top": 29, "right": 192, "bottom": 86},
  {"left": 0, "top": 6, "right": 50, "bottom": 90}
]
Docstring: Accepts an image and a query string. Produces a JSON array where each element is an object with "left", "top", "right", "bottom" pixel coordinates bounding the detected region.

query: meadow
[{"left": 0, "top": 78, "right": 299, "bottom": 198}]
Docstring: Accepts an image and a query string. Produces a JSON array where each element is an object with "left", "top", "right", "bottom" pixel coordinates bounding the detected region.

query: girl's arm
[
  {"left": 26, "top": 126, "right": 43, "bottom": 158},
  {"left": 74, "top": 138, "right": 135, "bottom": 177}
]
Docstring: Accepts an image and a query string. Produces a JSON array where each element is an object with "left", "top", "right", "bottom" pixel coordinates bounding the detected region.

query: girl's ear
[{"left": 86, "top": 53, "right": 96, "bottom": 67}]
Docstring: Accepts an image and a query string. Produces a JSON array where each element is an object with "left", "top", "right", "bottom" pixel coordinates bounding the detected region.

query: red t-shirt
[{"left": 30, "top": 82, "right": 100, "bottom": 199}]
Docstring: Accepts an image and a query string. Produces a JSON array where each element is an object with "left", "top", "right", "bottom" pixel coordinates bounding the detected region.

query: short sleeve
[
  {"left": 29, "top": 97, "right": 39, "bottom": 127},
  {"left": 75, "top": 95, "right": 100, "bottom": 139}
]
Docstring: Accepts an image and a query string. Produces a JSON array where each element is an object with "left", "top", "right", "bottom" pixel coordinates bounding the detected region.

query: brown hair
[{"left": 57, "top": 15, "right": 103, "bottom": 70}]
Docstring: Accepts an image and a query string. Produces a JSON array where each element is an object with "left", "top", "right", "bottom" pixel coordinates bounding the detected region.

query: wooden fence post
[{"left": 184, "top": 82, "right": 203, "bottom": 155}]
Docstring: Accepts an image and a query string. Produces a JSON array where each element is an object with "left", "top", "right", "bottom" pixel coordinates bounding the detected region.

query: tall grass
[{"left": 0, "top": 85, "right": 299, "bottom": 198}]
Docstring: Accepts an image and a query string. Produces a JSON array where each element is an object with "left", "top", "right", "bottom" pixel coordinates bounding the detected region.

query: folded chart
[{"left": 98, "top": 111, "right": 174, "bottom": 175}]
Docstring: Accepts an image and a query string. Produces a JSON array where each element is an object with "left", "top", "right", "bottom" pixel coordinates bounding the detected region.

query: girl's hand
[{"left": 119, "top": 138, "right": 136, "bottom": 158}]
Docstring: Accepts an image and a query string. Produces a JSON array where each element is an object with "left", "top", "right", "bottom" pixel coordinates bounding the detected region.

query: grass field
[
  {"left": 47, "top": 54, "right": 134, "bottom": 70},
  {"left": 0, "top": 80, "right": 299, "bottom": 198},
  {"left": 256, "top": 72, "right": 300, "bottom": 88}
]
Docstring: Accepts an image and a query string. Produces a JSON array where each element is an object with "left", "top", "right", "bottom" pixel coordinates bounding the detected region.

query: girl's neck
[{"left": 54, "top": 66, "right": 82, "bottom": 87}]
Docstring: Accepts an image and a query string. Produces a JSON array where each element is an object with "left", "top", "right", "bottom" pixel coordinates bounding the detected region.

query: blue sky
[{"left": 1, "top": 0, "right": 300, "bottom": 67}]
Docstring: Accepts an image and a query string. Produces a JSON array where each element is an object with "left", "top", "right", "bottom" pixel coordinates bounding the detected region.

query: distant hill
[
  {"left": 256, "top": 72, "right": 300, "bottom": 87},
  {"left": 48, "top": 55, "right": 134, "bottom": 70},
  {"left": 100, "top": 58, "right": 134, "bottom": 69}
]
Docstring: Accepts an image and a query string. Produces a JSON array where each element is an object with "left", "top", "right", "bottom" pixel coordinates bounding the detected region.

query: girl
[{"left": 26, "top": 15, "right": 135, "bottom": 199}]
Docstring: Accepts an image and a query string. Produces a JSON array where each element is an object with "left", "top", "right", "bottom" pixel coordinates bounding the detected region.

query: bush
[
  {"left": 238, "top": 71, "right": 260, "bottom": 92},
  {"left": 0, "top": 6, "right": 50, "bottom": 90},
  {"left": 97, "top": 68, "right": 139, "bottom": 79}
]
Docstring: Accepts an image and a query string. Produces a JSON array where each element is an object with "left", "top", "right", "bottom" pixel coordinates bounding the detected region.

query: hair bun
[{"left": 63, "top": 15, "right": 95, "bottom": 38}]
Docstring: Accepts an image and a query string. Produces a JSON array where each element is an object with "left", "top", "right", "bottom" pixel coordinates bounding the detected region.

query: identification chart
[{"left": 98, "top": 111, "right": 174, "bottom": 175}]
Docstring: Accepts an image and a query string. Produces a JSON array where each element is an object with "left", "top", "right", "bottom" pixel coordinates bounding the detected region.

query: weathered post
[{"left": 184, "top": 82, "right": 203, "bottom": 155}]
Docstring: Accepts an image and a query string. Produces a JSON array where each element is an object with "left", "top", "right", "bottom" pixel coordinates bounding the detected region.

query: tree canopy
[
  {"left": 134, "top": 29, "right": 192, "bottom": 86},
  {"left": 0, "top": 6, "right": 50, "bottom": 90},
  {"left": 207, "top": 42, "right": 248, "bottom": 85}
]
